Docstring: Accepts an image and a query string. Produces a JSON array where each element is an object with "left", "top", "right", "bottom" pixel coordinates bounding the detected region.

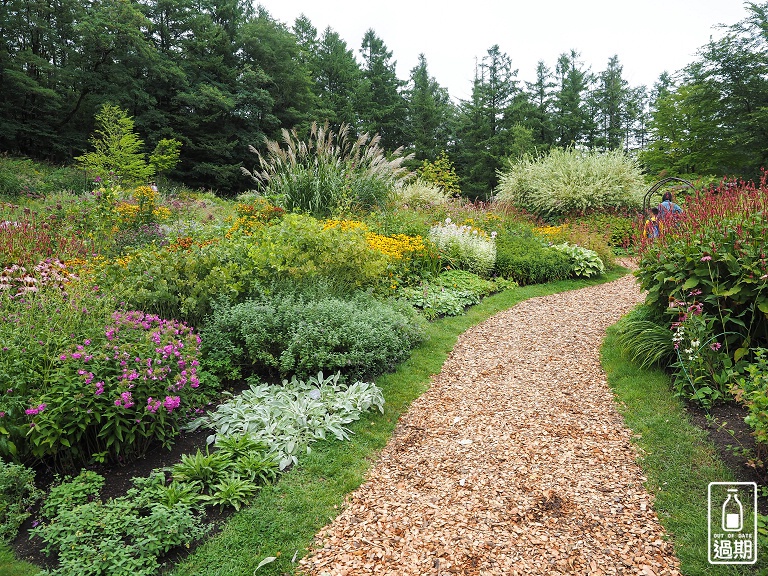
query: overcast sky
[{"left": 261, "top": 0, "right": 750, "bottom": 101}]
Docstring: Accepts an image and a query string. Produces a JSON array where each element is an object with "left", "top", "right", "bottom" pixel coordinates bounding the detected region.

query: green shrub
[
  {"left": 244, "top": 121, "right": 411, "bottom": 217},
  {"left": 248, "top": 213, "right": 390, "bottom": 294},
  {"left": 733, "top": 348, "right": 768, "bottom": 464},
  {"left": 0, "top": 461, "right": 41, "bottom": 541},
  {"left": 201, "top": 290, "right": 426, "bottom": 381},
  {"left": 102, "top": 233, "right": 260, "bottom": 326},
  {"left": 417, "top": 151, "right": 461, "bottom": 195},
  {"left": 428, "top": 218, "right": 496, "bottom": 277},
  {"left": 0, "top": 156, "right": 88, "bottom": 198},
  {"left": 494, "top": 235, "right": 572, "bottom": 285},
  {"left": 495, "top": 147, "right": 644, "bottom": 219},
  {"left": 40, "top": 470, "right": 105, "bottom": 520},
  {"left": 552, "top": 242, "right": 605, "bottom": 278}
]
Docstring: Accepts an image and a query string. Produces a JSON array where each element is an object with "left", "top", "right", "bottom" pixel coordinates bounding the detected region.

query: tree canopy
[{"left": 1, "top": 1, "right": 765, "bottom": 193}]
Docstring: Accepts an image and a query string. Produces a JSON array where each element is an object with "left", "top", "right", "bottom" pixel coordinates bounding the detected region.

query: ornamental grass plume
[{"left": 242, "top": 121, "right": 413, "bottom": 217}]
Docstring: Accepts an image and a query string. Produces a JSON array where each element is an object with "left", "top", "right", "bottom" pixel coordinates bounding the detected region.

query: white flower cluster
[{"left": 428, "top": 218, "right": 496, "bottom": 277}]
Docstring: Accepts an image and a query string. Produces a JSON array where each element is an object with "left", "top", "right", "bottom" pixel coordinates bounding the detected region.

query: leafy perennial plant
[{"left": 16, "top": 309, "right": 203, "bottom": 466}]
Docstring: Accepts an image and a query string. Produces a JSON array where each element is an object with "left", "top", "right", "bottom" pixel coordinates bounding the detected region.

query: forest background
[{"left": 2, "top": 0, "right": 768, "bottom": 197}]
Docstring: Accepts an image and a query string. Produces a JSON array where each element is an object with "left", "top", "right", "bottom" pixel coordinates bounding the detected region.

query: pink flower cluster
[
  {"left": 25, "top": 403, "right": 47, "bottom": 416},
  {"left": 114, "top": 391, "right": 135, "bottom": 409}
]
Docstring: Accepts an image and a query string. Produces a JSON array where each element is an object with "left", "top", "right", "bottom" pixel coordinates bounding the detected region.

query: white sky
[{"left": 260, "top": 0, "right": 750, "bottom": 101}]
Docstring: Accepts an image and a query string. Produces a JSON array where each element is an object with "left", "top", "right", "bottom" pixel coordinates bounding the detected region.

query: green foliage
[
  {"left": 75, "top": 104, "right": 156, "bottom": 185},
  {"left": 552, "top": 242, "right": 605, "bottom": 278},
  {"left": 172, "top": 449, "right": 230, "bottom": 486},
  {"left": 494, "top": 234, "right": 572, "bottom": 285},
  {"left": 0, "top": 461, "right": 41, "bottom": 541},
  {"left": 40, "top": 470, "right": 105, "bottom": 521},
  {"left": 417, "top": 151, "right": 461, "bottom": 195},
  {"left": 244, "top": 122, "right": 411, "bottom": 217},
  {"left": 398, "top": 270, "right": 514, "bottom": 319},
  {"left": 641, "top": 7, "right": 768, "bottom": 180},
  {"left": 615, "top": 305, "right": 674, "bottom": 369},
  {"left": 102, "top": 234, "right": 259, "bottom": 326},
  {"left": 733, "top": 348, "right": 768, "bottom": 463},
  {"left": 148, "top": 138, "right": 182, "bottom": 177},
  {"left": 204, "top": 473, "right": 260, "bottom": 512},
  {"left": 575, "top": 212, "right": 637, "bottom": 248},
  {"left": 428, "top": 218, "right": 496, "bottom": 277},
  {"left": 495, "top": 147, "right": 644, "bottom": 219},
  {"left": 0, "top": 156, "right": 87, "bottom": 198},
  {"left": 635, "top": 182, "right": 768, "bottom": 362},
  {"left": 32, "top": 478, "right": 208, "bottom": 576},
  {"left": 247, "top": 213, "right": 389, "bottom": 294},
  {"left": 197, "top": 371, "right": 385, "bottom": 470},
  {"left": 201, "top": 289, "right": 426, "bottom": 381}
]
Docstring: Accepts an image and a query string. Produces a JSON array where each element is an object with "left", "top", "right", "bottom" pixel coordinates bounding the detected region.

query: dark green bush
[
  {"left": 494, "top": 235, "right": 572, "bottom": 285},
  {"left": 201, "top": 290, "right": 427, "bottom": 381}
]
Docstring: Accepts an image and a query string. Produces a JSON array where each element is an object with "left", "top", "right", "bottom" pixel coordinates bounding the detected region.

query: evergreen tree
[
  {"left": 590, "top": 55, "right": 629, "bottom": 150},
  {"left": 525, "top": 61, "right": 557, "bottom": 149},
  {"left": 405, "top": 54, "right": 454, "bottom": 162},
  {"left": 358, "top": 29, "right": 408, "bottom": 150},
  {"left": 453, "top": 45, "right": 519, "bottom": 199},
  {"left": 312, "top": 27, "right": 363, "bottom": 129},
  {"left": 553, "top": 49, "right": 592, "bottom": 147}
]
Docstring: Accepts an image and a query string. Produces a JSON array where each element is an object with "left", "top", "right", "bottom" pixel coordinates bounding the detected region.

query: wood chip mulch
[{"left": 299, "top": 273, "right": 681, "bottom": 575}]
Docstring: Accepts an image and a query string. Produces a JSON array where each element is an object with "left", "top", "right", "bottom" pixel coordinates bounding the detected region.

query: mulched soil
[{"left": 10, "top": 267, "right": 766, "bottom": 574}]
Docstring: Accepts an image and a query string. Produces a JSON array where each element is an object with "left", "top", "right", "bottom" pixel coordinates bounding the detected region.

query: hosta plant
[{"left": 552, "top": 242, "right": 605, "bottom": 278}]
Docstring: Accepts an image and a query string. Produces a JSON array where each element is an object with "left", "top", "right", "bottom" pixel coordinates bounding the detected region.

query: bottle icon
[{"left": 722, "top": 488, "right": 743, "bottom": 532}]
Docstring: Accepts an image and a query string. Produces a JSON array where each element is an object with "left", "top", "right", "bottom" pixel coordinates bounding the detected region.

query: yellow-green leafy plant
[{"left": 417, "top": 151, "right": 461, "bottom": 195}]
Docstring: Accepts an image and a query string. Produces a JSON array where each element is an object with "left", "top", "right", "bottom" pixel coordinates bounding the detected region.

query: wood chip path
[{"left": 299, "top": 273, "right": 681, "bottom": 575}]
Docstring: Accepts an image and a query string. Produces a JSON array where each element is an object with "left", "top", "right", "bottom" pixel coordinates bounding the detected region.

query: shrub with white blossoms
[{"left": 428, "top": 218, "right": 496, "bottom": 277}]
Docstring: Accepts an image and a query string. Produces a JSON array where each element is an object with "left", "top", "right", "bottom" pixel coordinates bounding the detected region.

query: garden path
[{"left": 299, "top": 270, "right": 682, "bottom": 575}]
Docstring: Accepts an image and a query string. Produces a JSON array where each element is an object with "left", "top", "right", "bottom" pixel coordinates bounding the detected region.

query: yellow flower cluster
[
  {"left": 322, "top": 219, "right": 368, "bottom": 232},
  {"left": 114, "top": 202, "right": 170, "bottom": 223},
  {"left": 535, "top": 224, "right": 569, "bottom": 240},
  {"left": 134, "top": 185, "right": 158, "bottom": 205},
  {"left": 365, "top": 233, "right": 425, "bottom": 260},
  {"left": 226, "top": 215, "right": 262, "bottom": 237}
]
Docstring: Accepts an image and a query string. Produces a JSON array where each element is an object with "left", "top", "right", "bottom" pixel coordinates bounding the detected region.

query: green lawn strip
[
  {"left": 170, "top": 269, "right": 627, "bottom": 576},
  {"left": 0, "top": 542, "right": 40, "bottom": 576},
  {"left": 602, "top": 320, "right": 765, "bottom": 575}
]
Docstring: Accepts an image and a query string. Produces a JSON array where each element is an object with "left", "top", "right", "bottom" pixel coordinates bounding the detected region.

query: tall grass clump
[
  {"left": 243, "top": 122, "right": 412, "bottom": 217},
  {"left": 495, "top": 147, "right": 644, "bottom": 219}
]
